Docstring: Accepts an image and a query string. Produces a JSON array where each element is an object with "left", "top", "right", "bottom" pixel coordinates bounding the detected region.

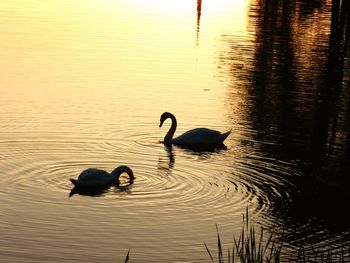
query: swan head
[
  {"left": 159, "top": 112, "right": 172, "bottom": 127},
  {"left": 111, "top": 165, "right": 134, "bottom": 185}
]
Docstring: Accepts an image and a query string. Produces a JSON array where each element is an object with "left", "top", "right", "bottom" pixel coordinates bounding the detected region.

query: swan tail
[
  {"left": 220, "top": 129, "right": 231, "bottom": 142},
  {"left": 70, "top": 178, "right": 78, "bottom": 186}
]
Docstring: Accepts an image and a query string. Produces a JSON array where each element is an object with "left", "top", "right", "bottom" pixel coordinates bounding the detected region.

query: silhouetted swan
[
  {"left": 159, "top": 112, "right": 231, "bottom": 146},
  {"left": 70, "top": 165, "right": 134, "bottom": 188}
]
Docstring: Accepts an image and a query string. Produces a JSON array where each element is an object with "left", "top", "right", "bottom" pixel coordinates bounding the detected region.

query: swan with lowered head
[
  {"left": 70, "top": 165, "right": 134, "bottom": 188},
  {"left": 159, "top": 112, "right": 231, "bottom": 146}
]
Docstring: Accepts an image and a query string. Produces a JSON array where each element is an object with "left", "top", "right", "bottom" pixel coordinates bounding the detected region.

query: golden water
[{"left": 1, "top": 0, "right": 349, "bottom": 262}]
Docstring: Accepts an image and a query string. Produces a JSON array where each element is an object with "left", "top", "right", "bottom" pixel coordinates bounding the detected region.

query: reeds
[
  {"left": 122, "top": 209, "right": 350, "bottom": 262},
  {"left": 204, "top": 209, "right": 350, "bottom": 263},
  {"left": 124, "top": 249, "right": 130, "bottom": 263},
  {"left": 204, "top": 209, "right": 282, "bottom": 263}
]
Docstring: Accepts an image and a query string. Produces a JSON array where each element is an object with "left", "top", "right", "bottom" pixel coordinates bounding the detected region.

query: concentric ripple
[
  {"left": 1, "top": 119, "right": 344, "bottom": 262},
  {"left": 0, "top": 123, "right": 295, "bottom": 218}
]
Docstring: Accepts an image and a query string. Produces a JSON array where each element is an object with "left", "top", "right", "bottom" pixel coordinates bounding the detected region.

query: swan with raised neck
[
  {"left": 159, "top": 112, "right": 231, "bottom": 146},
  {"left": 70, "top": 165, "right": 134, "bottom": 188},
  {"left": 159, "top": 112, "right": 177, "bottom": 145}
]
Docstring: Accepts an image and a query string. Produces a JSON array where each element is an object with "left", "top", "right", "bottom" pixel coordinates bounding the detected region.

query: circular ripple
[
  {"left": 0, "top": 131, "right": 248, "bottom": 218},
  {"left": 2, "top": 124, "right": 346, "bottom": 262}
]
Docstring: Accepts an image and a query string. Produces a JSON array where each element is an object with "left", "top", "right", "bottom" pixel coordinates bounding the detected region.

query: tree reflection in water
[{"left": 222, "top": 0, "right": 350, "bottom": 250}]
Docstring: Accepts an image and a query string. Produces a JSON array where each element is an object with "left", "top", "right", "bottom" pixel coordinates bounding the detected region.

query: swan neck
[
  {"left": 164, "top": 114, "right": 177, "bottom": 145},
  {"left": 111, "top": 166, "right": 134, "bottom": 184}
]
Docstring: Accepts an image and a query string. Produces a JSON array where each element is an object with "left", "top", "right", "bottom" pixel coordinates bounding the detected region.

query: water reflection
[
  {"left": 291, "top": 9, "right": 350, "bottom": 232},
  {"left": 176, "top": 143, "right": 227, "bottom": 154},
  {"left": 222, "top": 0, "right": 350, "bottom": 250},
  {"left": 1, "top": 0, "right": 349, "bottom": 261},
  {"left": 157, "top": 145, "right": 175, "bottom": 177},
  {"left": 69, "top": 183, "right": 133, "bottom": 197},
  {"left": 157, "top": 142, "right": 229, "bottom": 179},
  {"left": 196, "top": 0, "right": 202, "bottom": 46},
  {"left": 69, "top": 186, "right": 109, "bottom": 197}
]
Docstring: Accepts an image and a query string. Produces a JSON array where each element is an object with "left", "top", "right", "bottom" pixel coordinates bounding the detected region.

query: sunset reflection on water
[{"left": 1, "top": 0, "right": 349, "bottom": 262}]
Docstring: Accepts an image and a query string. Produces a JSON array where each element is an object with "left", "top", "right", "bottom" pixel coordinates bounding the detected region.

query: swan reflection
[
  {"left": 69, "top": 183, "right": 133, "bottom": 197},
  {"left": 157, "top": 144, "right": 175, "bottom": 177},
  {"left": 176, "top": 142, "right": 227, "bottom": 154}
]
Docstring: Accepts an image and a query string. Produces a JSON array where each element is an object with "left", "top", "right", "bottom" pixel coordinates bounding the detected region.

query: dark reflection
[
  {"left": 176, "top": 142, "right": 227, "bottom": 154},
  {"left": 69, "top": 186, "right": 109, "bottom": 197},
  {"left": 157, "top": 143, "right": 227, "bottom": 177},
  {"left": 289, "top": 0, "right": 350, "bottom": 235},
  {"left": 222, "top": 0, "right": 350, "bottom": 252},
  {"left": 158, "top": 144, "right": 175, "bottom": 176},
  {"left": 69, "top": 183, "right": 133, "bottom": 197},
  {"left": 196, "top": 0, "right": 202, "bottom": 46},
  {"left": 164, "top": 144, "right": 175, "bottom": 165}
]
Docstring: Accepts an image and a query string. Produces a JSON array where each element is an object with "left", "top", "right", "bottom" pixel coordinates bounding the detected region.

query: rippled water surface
[{"left": 1, "top": 0, "right": 350, "bottom": 262}]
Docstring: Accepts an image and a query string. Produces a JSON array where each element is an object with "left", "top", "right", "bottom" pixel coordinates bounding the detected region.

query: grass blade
[
  {"left": 204, "top": 242, "right": 215, "bottom": 263},
  {"left": 124, "top": 249, "right": 130, "bottom": 263}
]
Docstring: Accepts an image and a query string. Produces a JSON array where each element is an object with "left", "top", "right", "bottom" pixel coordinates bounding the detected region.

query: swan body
[
  {"left": 70, "top": 165, "right": 134, "bottom": 188},
  {"left": 159, "top": 112, "right": 231, "bottom": 146}
]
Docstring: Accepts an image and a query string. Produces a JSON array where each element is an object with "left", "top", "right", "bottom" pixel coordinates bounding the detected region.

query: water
[{"left": 1, "top": 0, "right": 349, "bottom": 262}]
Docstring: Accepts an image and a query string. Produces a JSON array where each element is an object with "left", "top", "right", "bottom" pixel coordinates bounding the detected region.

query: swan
[
  {"left": 70, "top": 165, "right": 134, "bottom": 188},
  {"left": 159, "top": 112, "right": 231, "bottom": 146}
]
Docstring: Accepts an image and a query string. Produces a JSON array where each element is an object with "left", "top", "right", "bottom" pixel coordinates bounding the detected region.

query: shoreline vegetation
[
  {"left": 204, "top": 212, "right": 350, "bottom": 262},
  {"left": 204, "top": 210, "right": 283, "bottom": 263},
  {"left": 123, "top": 210, "right": 350, "bottom": 262}
]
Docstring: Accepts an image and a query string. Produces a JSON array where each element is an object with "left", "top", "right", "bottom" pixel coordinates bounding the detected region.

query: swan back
[
  {"left": 173, "top": 128, "right": 231, "bottom": 145},
  {"left": 69, "top": 166, "right": 134, "bottom": 188},
  {"left": 73, "top": 168, "right": 113, "bottom": 187},
  {"left": 159, "top": 111, "right": 231, "bottom": 146}
]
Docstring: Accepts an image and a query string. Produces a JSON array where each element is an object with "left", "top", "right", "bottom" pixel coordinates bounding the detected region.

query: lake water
[{"left": 1, "top": 0, "right": 350, "bottom": 262}]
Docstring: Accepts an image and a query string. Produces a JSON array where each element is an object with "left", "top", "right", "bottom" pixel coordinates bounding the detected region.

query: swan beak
[{"left": 159, "top": 121, "right": 164, "bottom": 128}]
